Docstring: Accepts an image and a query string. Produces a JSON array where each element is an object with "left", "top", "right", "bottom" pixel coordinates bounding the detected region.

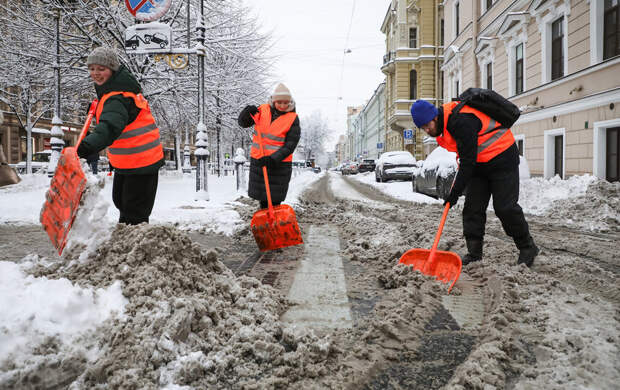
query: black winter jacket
[
  {"left": 77, "top": 65, "right": 164, "bottom": 175},
  {"left": 238, "top": 104, "right": 301, "bottom": 204},
  {"left": 439, "top": 107, "right": 520, "bottom": 198}
]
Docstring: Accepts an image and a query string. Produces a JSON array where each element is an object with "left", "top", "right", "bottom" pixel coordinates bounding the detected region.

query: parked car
[
  {"left": 144, "top": 33, "right": 169, "bottom": 48},
  {"left": 12, "top": 150, "right": 52, "bottom": 174},
  {"left": 342, "top": 162, "right": 358, "bottom": 175},
  {"left": 412, "top": 147, "right": 458, "bottom": 199},
  {"left": 375, "top": 151, "right": 416, "bottom": 182},
  {"left": 413, "top": 147, "right": 531, "bottom": 200},
  {"left": 312, "top": 166, "right": 322, "bottom": 173},
  {"left": 358, "top": 159, "right": 376, "bottom": 173}
]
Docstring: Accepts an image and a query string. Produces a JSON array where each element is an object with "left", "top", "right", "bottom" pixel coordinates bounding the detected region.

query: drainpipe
[{"left": 472, "top": 0, "right": 480, "bottom": 87}]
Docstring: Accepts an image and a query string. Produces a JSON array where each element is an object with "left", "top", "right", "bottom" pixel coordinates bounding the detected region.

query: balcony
[{"left": 382, "top": 51, "right": 394, "bottom": 66}]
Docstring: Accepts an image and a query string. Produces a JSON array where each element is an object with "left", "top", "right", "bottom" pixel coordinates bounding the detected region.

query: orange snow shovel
[
  {"left": 399, "top": 203, "right": 462, "bottom": 292},
  {"left": 249, "top": 114, "right": 303, "bottom": 252},
  {"left": 40, "top": 99, "right": 98, "bottom": 255}
]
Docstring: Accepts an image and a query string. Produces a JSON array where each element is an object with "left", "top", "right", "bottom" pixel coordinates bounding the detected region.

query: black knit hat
[{"left": 86, "top": 47, "right": 120, "bottom": 71}]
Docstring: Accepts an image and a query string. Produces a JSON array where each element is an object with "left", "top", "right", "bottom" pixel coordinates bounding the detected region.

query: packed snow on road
[{"left": 1, "top": 169, "right": 618, "bottom": 389}]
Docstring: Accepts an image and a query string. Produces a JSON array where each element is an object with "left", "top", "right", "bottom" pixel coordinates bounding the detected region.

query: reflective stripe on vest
[
  {"left": 436, "top": 101, "right": 515, "bottom": 163},
  {"left": 249, "top": 104, "right": 297, "bottom": 162},
  {"left": 97, "top": 91, "right": 164, "bottom": 169}
]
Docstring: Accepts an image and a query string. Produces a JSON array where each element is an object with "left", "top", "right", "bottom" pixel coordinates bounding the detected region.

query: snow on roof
[{"left": 31, "top": 128, "right": 51, "bottom": 135}]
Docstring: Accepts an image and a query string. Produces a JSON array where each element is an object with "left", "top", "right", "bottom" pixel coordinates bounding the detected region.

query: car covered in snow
[
  {"left": 357, "top": 159, "right": 376, "bottom": 173},
  {"left": 413, "top": 146, "right": 532, "bottom": 199},
  {"left": 412, "top": 147, "right": 458, "bottom": 199},
  {"left": 375, "top": 151, "right": 416, "bottom": 182}
]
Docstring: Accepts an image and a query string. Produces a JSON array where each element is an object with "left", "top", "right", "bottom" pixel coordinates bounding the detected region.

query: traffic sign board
[
  {"left": 125, "top": 0, "right": 171, "bottom": 22},
  {"left": 403, "top": 129, "right": 414, "bottom": 145}
]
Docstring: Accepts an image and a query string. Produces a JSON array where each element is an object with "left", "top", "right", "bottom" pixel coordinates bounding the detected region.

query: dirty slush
[{"left": 1, "top": 174, "right": 619, "bottom": 389}]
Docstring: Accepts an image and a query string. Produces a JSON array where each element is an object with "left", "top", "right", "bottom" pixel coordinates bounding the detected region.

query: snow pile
[
  {"left": 520, "top": 175, "right": 620, "bottom": 232},
  {"left": 63, "top": 171, "right": 113, "bottom": 262},
  {"left": 24, "top": 224, "right": 346, "bottom": 389},
  {"left": 0, "top": 261, "right": 126, "bottom": 386}
]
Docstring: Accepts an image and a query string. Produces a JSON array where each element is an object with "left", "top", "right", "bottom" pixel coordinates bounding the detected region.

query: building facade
[
  {"left": 346, "top": 106, "right": 363, "bottom": 161},
  {"left": 380, "top": 0, "right": 444, "bottom": 160},
  {"left": 352, "top": 82, "right": 386, "bottom": 160},
  {"left": 442, "top": 0, "right": 620, "bottom": 180}
]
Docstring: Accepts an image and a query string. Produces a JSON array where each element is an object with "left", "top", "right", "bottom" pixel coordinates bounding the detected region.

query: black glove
[
  {"left": 77, "top": 143, "right": 89, "bottom": 159},
  {"left": 256, "top": 156, "right": 276, "bottom": 168},
  {"left": 244, "top": 105, "right": 258, "bottom": 116},
  {"left": 443, "top": 190, "right": 459, "bottom": 208}
]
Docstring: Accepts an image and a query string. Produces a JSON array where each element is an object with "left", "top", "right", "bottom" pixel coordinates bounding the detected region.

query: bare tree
[{"left": 298, "top": 110, "right": 331, "bottom": 162}]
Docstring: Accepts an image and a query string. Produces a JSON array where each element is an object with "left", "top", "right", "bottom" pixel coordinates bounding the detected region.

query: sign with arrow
[{"left": 125, "top": 0, "right": 171, "bottom": 21}]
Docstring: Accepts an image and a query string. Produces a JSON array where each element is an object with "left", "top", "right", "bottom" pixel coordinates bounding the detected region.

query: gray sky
[{"left": 243, "top": 0, "right": 389, "bottom": 149}]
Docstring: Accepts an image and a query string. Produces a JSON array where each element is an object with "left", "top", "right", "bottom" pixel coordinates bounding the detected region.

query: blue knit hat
[{"left": 410, "top": 100, "right": 438, "bottom": 128}]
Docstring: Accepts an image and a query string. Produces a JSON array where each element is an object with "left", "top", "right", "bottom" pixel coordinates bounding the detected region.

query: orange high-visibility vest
[
  {"left": 250, "top": 104, "right": 297, "bottom": 162},
  {"left": 437, "top": 101, "right": 515, "bottom": 163},
  {"left": 97, "top": 91, "right": 164, "bottom": 169}
]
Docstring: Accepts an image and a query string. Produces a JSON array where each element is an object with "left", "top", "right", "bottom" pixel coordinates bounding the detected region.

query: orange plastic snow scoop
[
  {"left": 399, "top": 203, "right": 462, "bottom": 292},
  {"left": 249, "top": 114, "right": 303, "bottom": 252},
  {"left": 40, "top": 99, "right": 98, "bottom": 255}
]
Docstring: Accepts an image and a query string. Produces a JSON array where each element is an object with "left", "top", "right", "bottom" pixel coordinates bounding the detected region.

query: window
[
  {"left": 455, "top": 2, "right": 460, "bottom": 36},
  {"left": 441, "top": 19, "right": 445, "bottom": 45},
  {"left": 554, "top": 135, "right": 564, "bottom": 178},
  {"left": 440, "top": 71, "right": 444, "bottom": 101},
  {"left": 454, "top": 80, "right": 460, "bottom": 98},
  {"left": 515, "top": 43, "right": 524, "bottom": 94},
  {"left": 516, "top": 139, "right": 524, "bottom": 156},
  {"left": 486, "top": 0, "right": 493, "bottom": 10},
  {"left": 409, "top": 28, "right": 417, "bottom": 48},
  {"left": 604, "top": 0, "right": 620, "bottom": 60},
  {"left": 410, "top": 70, "right": 417, "bottom": 100},
  {"left": 486, "top": 62, "right": 493, "bottom": 89},
  {"left": 607, "top": 127, "right": 620, "bottom": 182},
  {"left": 551, "top": 17, "right": 564, "bottom": 80}
]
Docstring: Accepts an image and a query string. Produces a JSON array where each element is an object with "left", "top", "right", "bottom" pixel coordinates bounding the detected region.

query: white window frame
[
  {"left": 536, "top": 2, "right": 570, "bottom": 84},
  {"left": 589, "top": 0, "right": 604, "bottom": 65},
  {"left": 544, "top": 127, "right": 566, "bottom": 179},
  {"left": 453, "top": 1, "right": 460, "bottom": 40},
  {"left": 593, "top": 118, "right": 620, "bottom": 179},
  {"left": 508, "top": 37, "right": 527, "bottom": 96},
  {"left": 514, "top": 133, "right": 526, "bottom": 155},
  {"left": 481, "top": 0, "right": 493, "bottom": 14},
  {"left": 475, "top": 38, "right": 497, "bottom": 90},
  {"left": 482, "top": 60, "right": 493, "bottom": 89}
]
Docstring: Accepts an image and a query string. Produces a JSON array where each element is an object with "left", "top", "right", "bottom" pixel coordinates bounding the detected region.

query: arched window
[{"left": 409, "top": 70, "right": 417, "bottom": 100}]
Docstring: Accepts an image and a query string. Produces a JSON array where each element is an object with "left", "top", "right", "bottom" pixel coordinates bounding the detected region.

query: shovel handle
[
  {"left": 76, "top": 99, "right": 98, "bottom": 148},
  {"left": 251, "top": 113, "right": 275, "bottom": 219},
  {"left": 425, "top": 202, "right": 451, "bottom": 270}
]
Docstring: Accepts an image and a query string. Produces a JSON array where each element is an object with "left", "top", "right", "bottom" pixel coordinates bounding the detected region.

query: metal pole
[
  {"left": 216, "top": 92, "right": 221, "bottom": 177},
  {"left": 194, "top": 0, "right": 209, "bottom": 200},
  {"left": 48, "top": 7, "right": 65, "bottom": 177},
  {"left": 182, "top": 0, "right": 192, "bottom": 173}
]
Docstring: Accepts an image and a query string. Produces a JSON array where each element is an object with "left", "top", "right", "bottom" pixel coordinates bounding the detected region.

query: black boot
[
  {"left": 462, "top": 239, "right": 483, "bottom": 266},
  {"left": 516, "top": 236, "right": 539, "bottom": 267}
]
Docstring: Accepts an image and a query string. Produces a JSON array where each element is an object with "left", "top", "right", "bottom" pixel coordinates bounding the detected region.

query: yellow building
[{"left": 380, "top": 0, "right": 444, "bottom": 160}]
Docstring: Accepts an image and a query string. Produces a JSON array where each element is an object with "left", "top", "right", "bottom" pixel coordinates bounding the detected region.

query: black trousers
[
  {"left": 112, "top": 173, "right": 158, "bottom": 225},
  {"left": 462, "top": 164, "right": 531, "bottom": 247},
  {"left": 259, "top": 200, "right": 281, "bottom": 209}
]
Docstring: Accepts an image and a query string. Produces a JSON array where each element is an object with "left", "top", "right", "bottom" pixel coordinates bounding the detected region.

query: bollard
[{"left": 233, "top": 148, "right": 247, "bottom": 191}]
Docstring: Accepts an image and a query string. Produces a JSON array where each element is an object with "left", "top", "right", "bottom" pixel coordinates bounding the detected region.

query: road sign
[
  {"left": 125, "top": 0, "right": 171, "bottom": 21},
  {"left": 377, "top": 142, "right": 384, "bottom": 150},
  {"left": 403, "top": 129, "right": 414, "bottom": 145},
  {"left": 125, "top": 22, "right": 172, "bottom": 53}
]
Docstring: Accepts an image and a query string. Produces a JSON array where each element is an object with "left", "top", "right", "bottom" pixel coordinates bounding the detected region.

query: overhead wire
[{"left": 337, "top": 0, "right": 357, "bottom": 104}]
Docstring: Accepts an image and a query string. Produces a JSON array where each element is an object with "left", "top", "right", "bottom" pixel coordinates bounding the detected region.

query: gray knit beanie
[{"left": 86, "top": 46, "right": 120, "bottom": 71}]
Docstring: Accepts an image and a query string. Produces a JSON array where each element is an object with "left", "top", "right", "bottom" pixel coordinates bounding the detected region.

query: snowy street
[{"left": 1, "top": 170, "right": 619, "bottom": 389}]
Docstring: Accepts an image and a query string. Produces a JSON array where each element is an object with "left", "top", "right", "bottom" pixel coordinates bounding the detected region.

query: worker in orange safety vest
[{"left": 410, "top": 99, "right": 539, "bottom": 267}]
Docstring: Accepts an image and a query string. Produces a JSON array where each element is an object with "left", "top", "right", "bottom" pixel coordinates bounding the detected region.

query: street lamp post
[
  {"left": 193, "top": 0, "right": 209, "bottom": 200},
  {"left": 47, "top": 6, "right": 64, "bottom": 177}
]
